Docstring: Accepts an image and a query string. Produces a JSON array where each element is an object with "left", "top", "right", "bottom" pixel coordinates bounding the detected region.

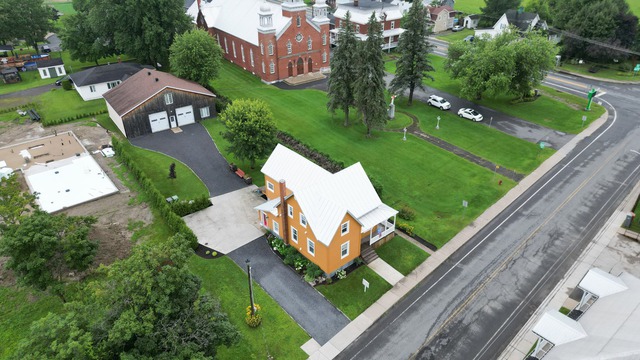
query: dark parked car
[{"left": 55, "top": 75, "right": 71, "bottom": 86}]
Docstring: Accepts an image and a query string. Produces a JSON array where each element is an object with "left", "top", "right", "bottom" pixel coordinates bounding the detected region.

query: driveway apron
[
  {"left": 130, "top": 123, "right": 246, "bottom": 196},
  {"left": 228, "top": 238, "right": 350, "bottom": 345}
]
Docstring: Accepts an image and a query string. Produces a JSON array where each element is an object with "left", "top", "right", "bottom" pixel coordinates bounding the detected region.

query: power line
[{"left": 547, "top": 27, "right": 640, "bottom": 57}]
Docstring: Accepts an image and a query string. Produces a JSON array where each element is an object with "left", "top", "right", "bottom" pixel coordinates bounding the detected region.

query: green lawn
[
  {"left": 0, "top": 70, "right": 58, "bottom": 95},
  {"left": 628, "top": 0, "right": 640, "bottom": 16},
  {"left": 0, "top": 286, "right": 64, "bottom": 359},
  {"left": 119, "top": 141, "right": 209, "bottom": 199},
  {"left": 436, "top": 28, "right": 475, "bottom": 42},
  {"left": 35, "top": 88, "right": 107, "bottom": 124},
  {"left": 47, "top": 2, "right": 76, "bottom": 16},
  {"left": 60, "top": 52, "right": 135, "bottom": 73},
  {"left": 405, "top": 98, "right": 554, "bottom": 174},
  {"left": 629, "top": 196, "right": 640, "bottom": 233},
  {"left": 316, "top": 266, "right": 392, "bottom": 319},
  {"left": 386, "top": 56, "right": 606, "bottom": 134},
  {"left": 211, "top": 62, "right": 516, "bottom": 247},
  {"left": 454, "top": 0, "right": 484, "bottom": 15},
  {"left": 188, "top": 256, "right": 309, "bottom": 360},
  {"left": 385, "top": 111, "right": 413, "bottom": 130},
  {"left": 559, "top": 62, "right": 640, "bottom": 82},
  {"left": 375, "top": 237, "right": 429, "bottom": 276}
]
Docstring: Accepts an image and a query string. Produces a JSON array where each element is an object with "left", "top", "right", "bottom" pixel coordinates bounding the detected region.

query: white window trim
[
  {"left": 291, "top": 226, "right": 298, "bottom": 243},
  {"left": 250, "top": 49, "right": 254, "bottom": 67},
  {"left": 307, "top": 36, "right": 312, "bottom": 50},
  {"left": 322, "top": 51, "right": 327, "bottom": 63},
  {"left": 287, "top": 40, "right": 292, "bottom": 54},
  {"left": 267, "top": 181, "right": 275, "bottom": 192},
  {"left": 273, "top": 220, "right": 280, "bottom": 236},
  {"left": 391, "top": 21, "right": 395, "bottom": 29},
  {"left": 200, "top": 107, "right": 210, "bottom": 118},
  {"left": 288, "top": 204, "right": 293, "bottom": 218},
  {"left": 268, "top": 42, "right": 274, "bottom": 55},
  {"left": 261, "top": 61, "right": 265, "bottom": 74},
  {"left": 269, "top": 61, "right": 275, "bottom": 74},
  {"left": 164, "top": 93, "right": 173, "bottom": 105},
  {"left": 307, "top": 238, "right": 315, "bottom": 256},
  {"left": 232, "top": 41, "right": 236, "bottom": 58},
  {"left": 341, "top": 241, "right": 350, "bottom": 259},
  {"left": 300, "top": 213, "right": 307, "bottom": 227},
  {"left": 297, "top": 15, "right": 301, "bottom": 27},
  {"left": 89, "top": 85, "right": 96, "bottom": 93},
  {"left": 260, "top": 43, "right": 264, "bottom": 55},
  {"left": 240, "top": 44, "right": 245, "bottom": 62},
  {"left": 224, "top": 38, "right": 228, "bottom": 53},
  {"left": 341, "top": 221, "right": 349, "bottom": 236},
  {"left": 322, "top": 33, "right": 327, "bottom": 45}
]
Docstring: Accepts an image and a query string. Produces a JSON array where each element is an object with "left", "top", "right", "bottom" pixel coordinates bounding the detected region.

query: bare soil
[{"left": 0, "top": 120, "right": 153, "bottom": 285}]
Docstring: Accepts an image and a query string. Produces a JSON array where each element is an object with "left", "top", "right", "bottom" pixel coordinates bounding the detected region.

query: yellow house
[{"left": 255, "top": 144, "right": 398, "bottom": 275}]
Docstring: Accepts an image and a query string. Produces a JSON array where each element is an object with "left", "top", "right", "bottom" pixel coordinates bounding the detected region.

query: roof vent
[
  {"left": 155, "top": 78, "right": 159, "bottom": 82},
  {"left": 147, "top": 71, "right": 151, "bottom": 75}
]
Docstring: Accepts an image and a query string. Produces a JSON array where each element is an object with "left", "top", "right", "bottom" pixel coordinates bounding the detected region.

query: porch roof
[
  {"left": 359, "top": 203, "right": 398, "bottom": 231},
  {"left": 254, "top": 197, "right": 281, "bottom": 216}
]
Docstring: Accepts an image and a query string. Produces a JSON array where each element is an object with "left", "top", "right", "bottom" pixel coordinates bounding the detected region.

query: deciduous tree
[
  {"left": 354, "top": 14, "right": 388, "bottom": 136},
  {"left": 221, "top": 99, "right": 278, "bottom": 168},
  {"left": 0, "top": 174, "right": 38, "bottom": 232},
  {"left": 480, "top": 0, "right": 521, "bottom": 27},
  {"left": 389, "top": 0, "right": 435, "bottom": 105},
  {"left": 170, "top": 29, "right": 223, "bottom": 87},
  {"left": 327, "top": 11, "right": 359, "bottom": 126},
  {"left": 2, "top": 0, "right": 53, "bottom": 52}
]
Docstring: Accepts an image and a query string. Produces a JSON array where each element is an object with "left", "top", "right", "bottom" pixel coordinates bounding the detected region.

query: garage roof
[{"left": 103, "top": 69, "right": 216, "bottom": 117}]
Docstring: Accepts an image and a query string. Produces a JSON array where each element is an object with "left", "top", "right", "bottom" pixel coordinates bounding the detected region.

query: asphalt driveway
[
  {"left": 130, "top": 123, "right": 246, "bottom": 196},
  {"left": 228, "top": 237, "right": 350, "bottom": 345}
]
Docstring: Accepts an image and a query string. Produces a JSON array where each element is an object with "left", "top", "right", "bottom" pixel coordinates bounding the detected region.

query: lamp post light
[
  {"left": 245, "top": 259, "right": 256, "bottom": 316},
  {"left": 436, "top": 116, "right": 441, "bottom": 130}
]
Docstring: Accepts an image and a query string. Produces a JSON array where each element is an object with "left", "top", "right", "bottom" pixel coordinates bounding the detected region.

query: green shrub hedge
[
  {"left": 111, "top": 136, "right": 199, "bottom": 249},
  {"left": 43, "top": 110, "right": 108, "bottom": 126},
  {"left": 170, "top": 196, "right": 212, "bottom": 217}
]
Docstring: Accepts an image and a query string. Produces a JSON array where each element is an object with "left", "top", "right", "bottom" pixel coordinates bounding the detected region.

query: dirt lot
[{"left": 0, "top": 119, "right": 153, "bottom": 286}]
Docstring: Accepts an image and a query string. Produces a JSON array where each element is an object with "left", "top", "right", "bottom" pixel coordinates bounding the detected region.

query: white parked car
[
  {"left": 426, "top": 95, "right": 451, "bottom": 110},
  {"left": 452, "top": 25, "right": 464, "bottom": 32},
  {"left": 457, "top": 108, "right": 483, "bottom": 122}
]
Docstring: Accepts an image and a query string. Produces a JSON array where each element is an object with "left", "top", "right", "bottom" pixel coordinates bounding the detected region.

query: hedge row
[
  {"left": 0, "top": 103, "right": 37, "bottom": 114},
  {"left": 170, "top": 196, "right": 212, "bottom": 217},
  {"left": 43, "top": 109, "right": 108, "bottom": 126},
  {"left": 111, "top": 136, "right": 199, "bottom": 249}
]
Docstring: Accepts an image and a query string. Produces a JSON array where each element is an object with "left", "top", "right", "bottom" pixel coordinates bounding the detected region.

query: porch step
[{"left": 361, "top": 246, "right": 379, "bottom": 264}]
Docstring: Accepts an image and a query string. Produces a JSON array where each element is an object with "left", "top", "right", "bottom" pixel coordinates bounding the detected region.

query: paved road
[
  {"left": 228, "top": 237, "right": 350, "bottom": 345},
  {"left": 337, "top": 74, "right": 640, "bottom": 359},
  {"left": 0, "top": 83, "right": 56, "bottom": 100},
  {"left": 130, "top": 123, "right": 247, "bottom": 197}
]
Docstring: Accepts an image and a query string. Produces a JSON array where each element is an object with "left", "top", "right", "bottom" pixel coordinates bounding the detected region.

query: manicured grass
[
  {"left": 188, "top": 256, "right": 309, "bottom": 360},
  {"left": 436, "top": 28, "right": 475, "bottom": 43},
  {"left": 375, "top": 237, "right": 429, "bottom": 276},
  {"left": 386, "top": 56, "right": 606, "bottom": 134},
  {"left": 453, "top": 0, "right": 484, "bottom": 15},
  {"left": 628, "top": 0, "right": 640, "bottom": 17},
  {"left": 629, "top": 196, "right": 640, "bottom": 233},
  {"left": 404, "top": 98, "right": 554, "bottom": 174},
  {"left": 0, "top": 286, "right": 64, "bottom": 359},
  {"left": 211, "top": 62, "right": 516, "bottom": 247},
  {"left": 558, "top": 62, "right": 640, "bottom": 82},
  {"left": 201, "top": 118, "right": 266, "bottom": 187},
  {"left": 316, "top": 266, "right": 392, "bottom": 319},
  {"left": 559, "top": 306, "right": 571, "bottom": 315},
  {"left": 0, "top": 70, "right": 57, "bottom": 95},
  {"left": 46, "top": 2, "right": 77, "bottom": 16},
  {"left": 60, "top": 52, "right": 135, "bottom": 73},
  {"left": 120, "top": 141, "right": 209, "bottom": 199},
  {"left": 36, "top": 88, "right": 107, "bottom": 124},
  {"left": 385, "top": 111, "right": 413, "bottom": 130}
]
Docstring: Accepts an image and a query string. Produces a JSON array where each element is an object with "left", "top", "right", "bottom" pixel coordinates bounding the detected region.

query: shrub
[
  {"left": 304, "top": 263, "right": 323, "bottom": 282},
  {"left": 398, "top": 205, "right": 416, "bottom": 221},
  {"left": 61, "top": 80, "right": 72, "bottom": 90},
  {"left": 245, "top": 304, "right": 262, "bottom": 328},
  {"left": 326, "top": 276, "right": 333, "bottom": 284},
  {"left": 170, "top": 196, "right": 212, "bottom": 216},
  {"left": 336, "top": 269, "right": 347, "bottom": 280},
  {"left": 397, "top": 222, "right": 414, "bottom": 236},
  {"left": 354, "top": 257, "right": 364, "bottom": 266}
]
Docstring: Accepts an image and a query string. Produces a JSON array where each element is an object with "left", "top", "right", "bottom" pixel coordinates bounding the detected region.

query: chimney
[{"left": 279, "top": 180, "right": 289, "bottom": 245}]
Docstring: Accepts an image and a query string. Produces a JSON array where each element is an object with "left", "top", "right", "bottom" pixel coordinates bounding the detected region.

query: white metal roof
[
  {"left": 578, "top": 267, "right": 628, "bottom": 298},
  {"left": 333, "top": 6, "right": 403, "bottom": 25},
  {"left": 254, "top": 197, "right": 280, "bottom": 216},
  {"left": 532, "top": 311, "right": 587, "bottom": 346},
  {"left": 186, "top": 0, "right": 199, "bottom": 23},
  {"left": 200, "top": 0, "right": 292, "bottom": 46},
  {"left": 261, "top": 144, "right": 396, "bottom": 246},
  {"left": 537, "top": 271, "right": 640, "bottom": 359}
]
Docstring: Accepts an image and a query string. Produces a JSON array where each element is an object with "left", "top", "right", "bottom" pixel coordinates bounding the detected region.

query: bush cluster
[
  {"left": 277, "top": 131, "right": 345, "bottom": 173},
  {"left": 43, "top": 109, "right": 108, "bottom": 126},
  {"left": 245, "top": 304, "right": 262, "bottom": 328},
  {"left": 0, "top": 103, "right": 37, "bottom": 114},
  {"left": 267, "top": 234, "right": 323, "bottom": 280},
  {"left": 397, "top": 222, "right": 415, "bottom": 236},
  {"left": 398, "top": 205, "right": 416, "bottom": 221},
  {"left": 111, "top": 137, "right": 198, "bottom": 249},
  {"left": 170, "top": 196, "right": 212, "bottom": 217}
]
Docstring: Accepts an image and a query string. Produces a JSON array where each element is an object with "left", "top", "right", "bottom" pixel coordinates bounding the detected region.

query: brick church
[{"left": 196, "top": 0, "right": 331, "bottom": 83}]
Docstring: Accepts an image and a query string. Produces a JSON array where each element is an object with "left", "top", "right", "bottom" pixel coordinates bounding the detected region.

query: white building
[
  {"left": 69, "top": 63, "right": 150, "bottom": 101},
  {"left": 331, "top": 0, "right": 406, "bottom": 50},
  {"left": 36, "top": 58, "right": 66, "bottom": 79}
]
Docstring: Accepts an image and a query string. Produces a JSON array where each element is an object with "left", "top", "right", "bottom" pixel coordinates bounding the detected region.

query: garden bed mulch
[{"left": 397, "top": 230, "right": 438, "bottom": 251}]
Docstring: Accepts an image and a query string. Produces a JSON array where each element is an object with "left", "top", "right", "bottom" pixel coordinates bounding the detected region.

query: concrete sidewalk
[
  {"left": 308, "top": 109, "right": 610, "bottom": 359},
  {"left": 499, "top": 178, "right": 640, "bottom": 360}
]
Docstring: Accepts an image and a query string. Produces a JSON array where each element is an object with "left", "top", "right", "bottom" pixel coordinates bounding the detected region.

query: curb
[
  {"left": 308, "top": 106, "right": 611, "bottom": 359},
  {"left": 555, "top": 69, "right": 640, "bottom": 85}
]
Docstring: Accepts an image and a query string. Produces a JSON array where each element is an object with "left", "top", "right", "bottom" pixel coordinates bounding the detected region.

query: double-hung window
[
  {"left": 300, "top": 213, "right": 307, "bottom": 227},
  {"left": 341, "top": 241, "right": 349, "bottom": 258},
  {"left": 164, "top": 93, "right": 173, "bottom": 105},
  {"left": 291, "top": 227, "right": 298, "bottom": 243},
  {"left": 307, "top": 238, "right": 315, "bottom": 256}
]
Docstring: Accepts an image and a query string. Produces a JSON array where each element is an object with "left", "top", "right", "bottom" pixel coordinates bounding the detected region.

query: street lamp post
[
  {"left": 436, "top": 116, "right": 441, "bottom": 130},
  {"left": 246, "top": 259, "right": 256, "bottom": 316}
]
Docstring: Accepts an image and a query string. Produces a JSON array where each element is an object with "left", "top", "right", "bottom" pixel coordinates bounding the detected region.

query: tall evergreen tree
[
  {"left": 389, "top": 0, "right": 435, "bottom": 105},
  {"left": 327, "top": 12, "right": 359, "bottom": 126},
  {"left": 354, "top": 13, "right": 388, "bottom": 136},
  {"left": 479, "top": 0, "right": 521, "bottom": 27}
]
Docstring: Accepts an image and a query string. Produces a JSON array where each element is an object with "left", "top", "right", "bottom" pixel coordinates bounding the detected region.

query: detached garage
[{"left": 103, "top": 69, "right": 216, "bottom": 138}]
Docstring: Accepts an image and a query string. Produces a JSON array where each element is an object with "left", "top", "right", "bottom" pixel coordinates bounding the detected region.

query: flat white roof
[
  {"left": 578, "top": 267, "right": 628, "bottom": 297},
  {"left": 532, "top": 311, "right": 586, "bottom": 346},
  {"left": 25, "top": 154, "right": 119, "bottom": 213}
]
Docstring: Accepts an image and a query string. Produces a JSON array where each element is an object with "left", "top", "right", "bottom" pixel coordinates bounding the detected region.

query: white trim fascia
[{"left": 116, "top": 86, "right": 216, "bottom": 117}]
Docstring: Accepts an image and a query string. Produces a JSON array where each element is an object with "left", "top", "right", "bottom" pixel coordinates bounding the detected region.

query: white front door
[
  {"left": 175, "top": 105, "right": 195, "bottom": 126},
  {"left": 169, "top": 115, "right": 177, "bottom": 128},
  {"left": 148, "top": 111, "right": 169, "bottom": 133}
]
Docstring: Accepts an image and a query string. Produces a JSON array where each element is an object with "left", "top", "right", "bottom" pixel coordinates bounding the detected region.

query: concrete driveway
[
  {"left": 130, "top": 123, "right": 247, "bottom": 196},
  {"left": 184, "top": 186, "right": 265, "bottom": 253},
  {"left": 228, "top": 238, "right": 350, "bottom": 345}
]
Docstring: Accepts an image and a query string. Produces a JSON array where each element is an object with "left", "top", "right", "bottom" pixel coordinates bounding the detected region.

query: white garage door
[
  {"left": 176, "top": 105, "right": 195, "bottom": 126},
  {"left": 148, "top": 111, "right": 169, "bottom": 133}
]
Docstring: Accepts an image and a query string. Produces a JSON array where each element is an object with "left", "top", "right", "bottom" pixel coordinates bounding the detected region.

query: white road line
[{"left": 348, "top": 93, "right": 617, "bottom": 360}]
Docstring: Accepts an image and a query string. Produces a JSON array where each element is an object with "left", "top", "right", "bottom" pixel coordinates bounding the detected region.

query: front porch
[{"left": 360, "top": 217, "right": 396, "bottom": 246}]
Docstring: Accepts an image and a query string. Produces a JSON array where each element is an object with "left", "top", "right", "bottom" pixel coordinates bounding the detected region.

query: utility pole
[{"left": 246, "top": 259, "right": 256, "bottom": 316}]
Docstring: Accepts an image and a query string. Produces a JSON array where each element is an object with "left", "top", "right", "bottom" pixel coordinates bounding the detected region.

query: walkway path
[
  {"left": 0, "top": 83, "right": 55, "bottom": 100},
  {"left": 368, "top": 259, "right": 404, "bottom": 286},
  {"left": 392, "top": 111, "right": 524, "bottom": 182},
  {"left": 227, "top": 238, "right": 350, "bottom": 346}
]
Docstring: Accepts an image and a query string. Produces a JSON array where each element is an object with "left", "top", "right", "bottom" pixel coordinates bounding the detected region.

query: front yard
[
  {"left": 375, "top": 237, "right": 430, "bottom": 276},
  {"left": 316, "top": 266, "right": 392, "bottom": 320}
]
